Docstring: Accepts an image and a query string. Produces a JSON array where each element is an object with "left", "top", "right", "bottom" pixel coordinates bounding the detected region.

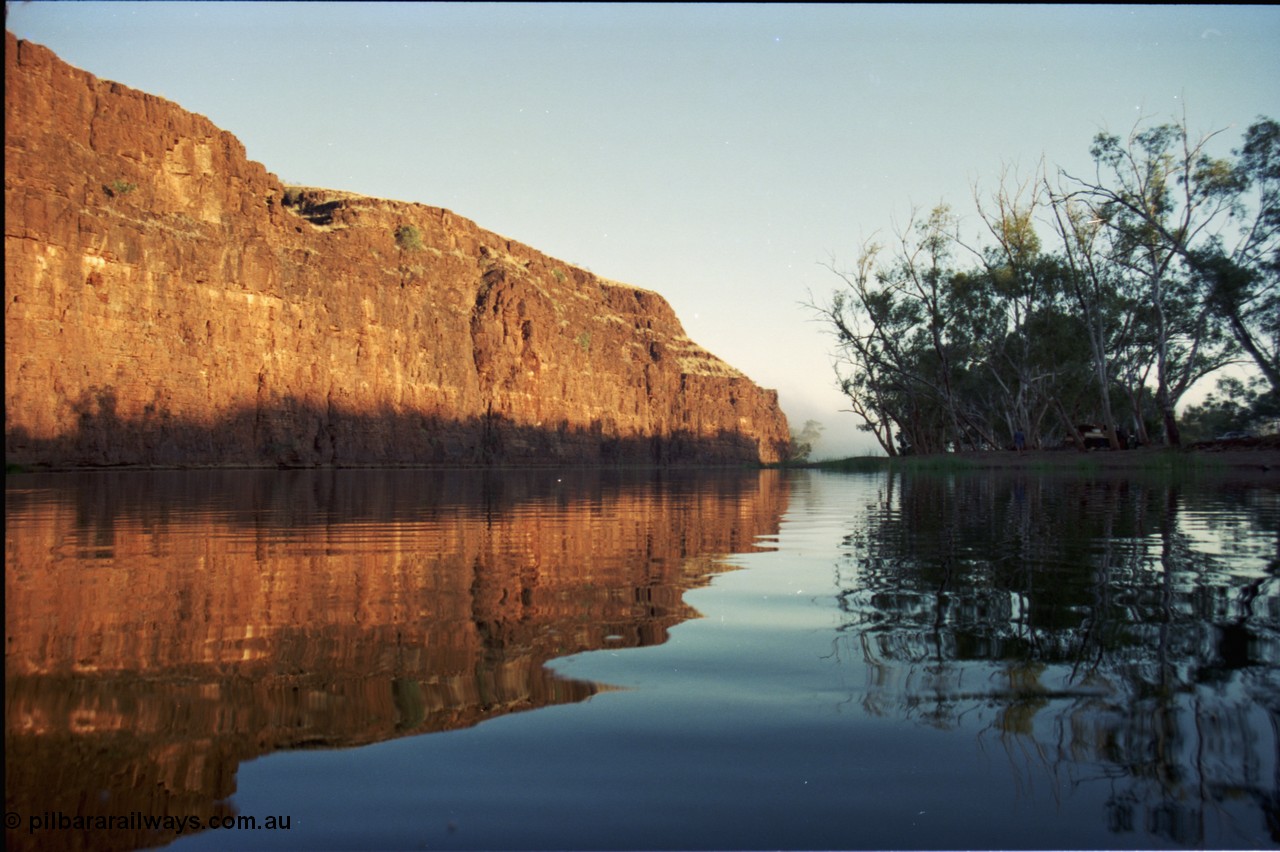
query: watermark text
[{"left": 8, "top": 810, "right": 292, "bottom": 836}]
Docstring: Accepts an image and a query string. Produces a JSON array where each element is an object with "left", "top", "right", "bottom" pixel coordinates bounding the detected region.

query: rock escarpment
[{"left": 4, "top": 33, "right": 790, "bottom": 467}]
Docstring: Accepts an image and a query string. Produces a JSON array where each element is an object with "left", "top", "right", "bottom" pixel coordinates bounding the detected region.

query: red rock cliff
[{"left": 3, "top": 33, "right": 790, "bottom": 467}]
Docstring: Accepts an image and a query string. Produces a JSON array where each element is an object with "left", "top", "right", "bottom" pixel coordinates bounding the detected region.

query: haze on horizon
[{"left": 7, "top": 2, "right": 1279, "bottom": 458}]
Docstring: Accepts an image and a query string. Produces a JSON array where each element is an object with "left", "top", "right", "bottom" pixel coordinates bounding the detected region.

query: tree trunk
[
  {"left": 1227, "top": 311, "right": 1280, "bottom": 393},
  {"left": 875, "top": 414, "right": 898, "bottom": 457},
  {"left": 1156, "top": 381, "right": 1181, "bottom": 446},
  {"left": 1052, "top": 398, "right": 1087, "bottom": 452},
  {"left": 1161, "top": 404, "right": 1181, "bottom": 447}
]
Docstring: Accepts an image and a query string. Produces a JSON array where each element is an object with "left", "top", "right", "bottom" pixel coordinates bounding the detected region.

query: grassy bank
[{"left": 805, "top": 445, "right": 1277, "bottom": 477}]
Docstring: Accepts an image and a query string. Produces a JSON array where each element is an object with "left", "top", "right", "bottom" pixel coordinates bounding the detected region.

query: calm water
[{"left": 5, "top": 467, "right": 1278, "bottom": 850}]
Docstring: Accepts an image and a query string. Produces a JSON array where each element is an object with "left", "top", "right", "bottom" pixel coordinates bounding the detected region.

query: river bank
[{"left": 812, "top": 435, "right": 1280, "bottom": 479}]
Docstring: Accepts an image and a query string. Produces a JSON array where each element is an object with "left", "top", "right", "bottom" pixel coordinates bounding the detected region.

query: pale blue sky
[{"left": 8, "top": 3, "right": 1279, "bottom": 457}]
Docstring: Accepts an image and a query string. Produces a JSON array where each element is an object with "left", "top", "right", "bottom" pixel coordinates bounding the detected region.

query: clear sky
[{"left": 8, "top": 3, "right": 1280, "bottom": 458}]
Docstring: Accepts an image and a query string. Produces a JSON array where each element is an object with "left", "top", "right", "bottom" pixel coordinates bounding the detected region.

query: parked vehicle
[
  {"left": 1073, "top": 424, "right": 1110, "bottom": 450},
  {"left": 1216, "top": 430, "right": 1255, "bottom": 441}
]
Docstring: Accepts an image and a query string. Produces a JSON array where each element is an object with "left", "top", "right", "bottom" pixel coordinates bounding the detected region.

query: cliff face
[{"left": 3, "top": 33, "right": 790, "bottom": 467}]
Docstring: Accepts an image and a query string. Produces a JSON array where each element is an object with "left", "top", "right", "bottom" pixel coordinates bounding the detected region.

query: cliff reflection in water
[
  {"left": 835, "top": 473, "right": 1280, "bottom": 846},
  {"left": 5, "top": 468, "right": 786, "bottom": 851}
]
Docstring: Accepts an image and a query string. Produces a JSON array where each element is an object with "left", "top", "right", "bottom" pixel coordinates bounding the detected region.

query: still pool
[{"left": 5, "top": 468, "right": 1278, "bottom": 849}]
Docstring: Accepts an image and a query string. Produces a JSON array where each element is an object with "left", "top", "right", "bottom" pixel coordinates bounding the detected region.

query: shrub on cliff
[
  {"left": 103, "top": 179, "right": 136, "bottom": 198},
  {"left": 394, "top": 224, "right": 423, "bottom": 251}
]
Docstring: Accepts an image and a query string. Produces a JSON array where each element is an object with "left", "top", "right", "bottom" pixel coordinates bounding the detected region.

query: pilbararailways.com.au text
[{"left": 9, "top": 810, "right": 292, "bottom": 835}]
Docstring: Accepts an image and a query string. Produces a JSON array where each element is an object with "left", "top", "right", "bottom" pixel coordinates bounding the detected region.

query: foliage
[
  {"left": 103, "top": 179, "right": 137, "bottom": 198},
  {"left": 813, "top": 114, "right": 1276, "bottom": 452},
  {"left": 394, "top": 224, "right": 423, "bottom": 251},
  {"left": 1179, "top": 375, "right": 1279, "bottom": 441},
  {"left": 786, "top": 420, "right": 824, "bottom": 463},
  {"left": 1060, "top": 116, "right": 1270, "bottom": 444}
]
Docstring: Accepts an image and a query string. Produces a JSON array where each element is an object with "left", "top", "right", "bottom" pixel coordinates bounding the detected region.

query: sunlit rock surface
[{"left": 4, "top": 32, "right": 790, "bottom": 468}]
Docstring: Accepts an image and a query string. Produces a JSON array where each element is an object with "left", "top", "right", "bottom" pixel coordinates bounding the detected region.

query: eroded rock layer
[{"left": 4, "top": 33, "right": 790, "bottom": 467}]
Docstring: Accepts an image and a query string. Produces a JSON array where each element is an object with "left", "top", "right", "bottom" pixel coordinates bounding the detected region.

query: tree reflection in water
[{"left": 832, "top": 473, "right": 1280, "bottom": 846}]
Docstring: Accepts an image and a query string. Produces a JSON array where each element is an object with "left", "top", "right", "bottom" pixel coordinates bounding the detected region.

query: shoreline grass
[{"left": 802, "top": 447, "right": 1267, "bottom": 478}]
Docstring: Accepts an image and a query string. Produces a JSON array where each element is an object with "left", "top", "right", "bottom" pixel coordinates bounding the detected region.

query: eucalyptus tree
[
  {"left": 1196, "top": 118, "right": 1279, "bottom": 390},
  {"left": 816, "top": 114, "right": 1272, "bottom": 454},
  {"left": 961, "top": 170, "right": 1090, "bottom": 448},
  {"left": 1123, "top": 229, "right": 1233, "bottom": 446},
  {"left": 1045, "top": 179, "right": 1142, "bottom": 448},
  {"left": 820, "top": 196, "right": 1092, "bottom": 453},
  {"left": 815, "top": 244, "right": 910, "bottom": 456},
  {"left": 1110, "top": 313, "right": 1160, "bottom": 445},
  {"left": 1061, "top": 116, "right": 1248, "bottom": 444},
  {"left": 1179, "top": 374, "right": 1277, "bottom": 441},
  {"left": 815, "top": 206, "right": 986, "bottom": 454},
  {"left": 881, "top": 204, "right": 975, "bottom": 450},
  {"left": 944, "top": 266, "right": 1008, "bottom": 444},
  {"left": 816, "top": 238, "right": 951, "bottom": 456}
]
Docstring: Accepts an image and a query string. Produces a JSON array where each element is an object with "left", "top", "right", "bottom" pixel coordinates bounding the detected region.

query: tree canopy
[{"left": 812, "top": 115, "right": 1278, "bottom": 455}]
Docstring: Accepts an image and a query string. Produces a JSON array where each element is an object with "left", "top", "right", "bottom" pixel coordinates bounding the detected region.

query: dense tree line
[{"left": 813, "top": 115, "right": 1278, "bottom": 455}]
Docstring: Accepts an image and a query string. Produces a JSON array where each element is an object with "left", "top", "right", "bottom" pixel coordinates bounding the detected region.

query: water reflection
[
  {"left": 834, "top": 473, "right": 1280, "bottom": 846},
  {"left": 5, "top": 468, "right": 786, "bottom": 851}
]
